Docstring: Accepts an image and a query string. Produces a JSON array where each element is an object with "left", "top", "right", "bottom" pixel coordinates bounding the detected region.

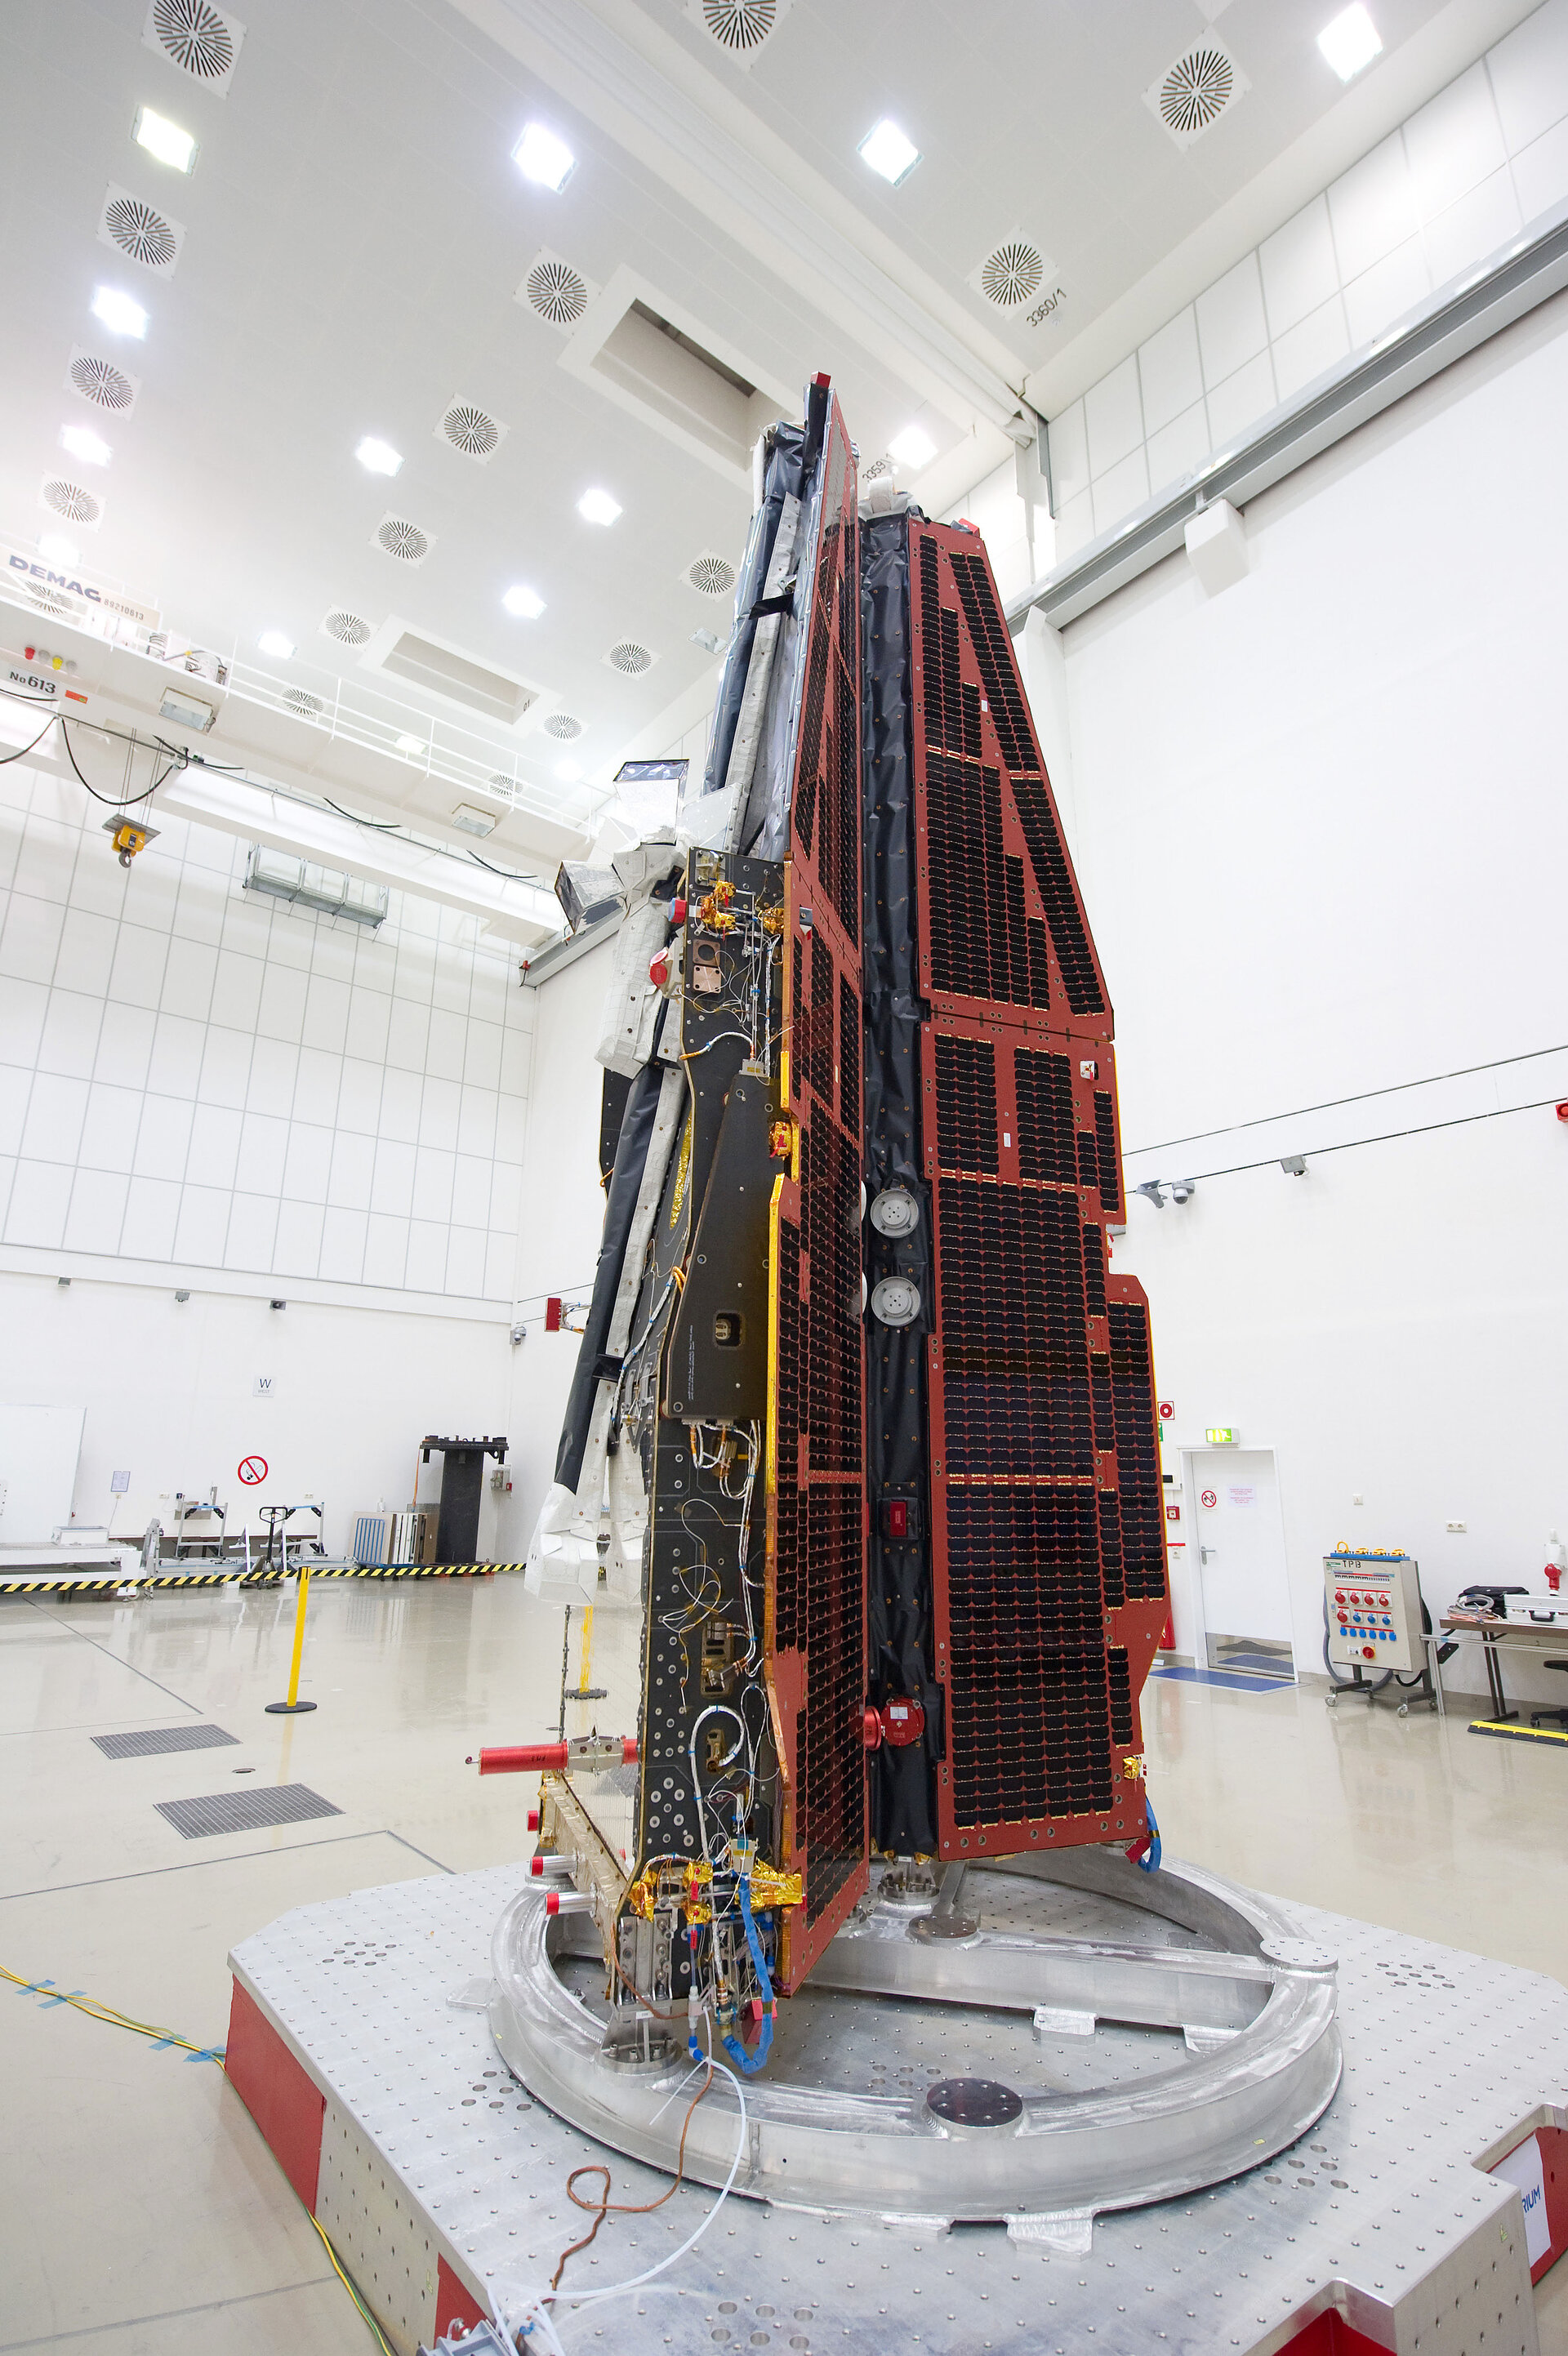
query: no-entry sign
[
  {"left": 1200, "top": 1488, "right": 1218, "bottom": 1510},
  {"left": 238, "top": 1455, "right": 268, "bottom": 1485}
]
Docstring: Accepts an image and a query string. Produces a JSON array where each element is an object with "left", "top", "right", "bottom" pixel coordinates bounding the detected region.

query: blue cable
[
  {"left": 1136, "top": 1798, "right": 1161, "bottom": 1873},
  {"left": 719, "top": 1877, "right": 774, "bottom": 2076}
]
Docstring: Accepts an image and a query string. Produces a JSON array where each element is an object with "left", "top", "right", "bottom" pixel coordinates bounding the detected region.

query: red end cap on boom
[{"left": 476, "top": 1736, "right": 639, "bottom": 1775}]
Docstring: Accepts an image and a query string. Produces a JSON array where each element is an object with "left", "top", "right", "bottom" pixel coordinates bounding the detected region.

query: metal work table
[
  {"left": 228, "top": 1856, "right": 1568, "bottom": 2354},
  {"left": 1427, "top": 1612, "right": 1568, "bottom": 1721}
]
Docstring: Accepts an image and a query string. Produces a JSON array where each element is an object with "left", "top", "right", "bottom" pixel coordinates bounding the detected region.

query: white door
[
  {"left": 0, "top": 1405, "right": 85, "bottom": 1543},
  {"left": 1190, "top": 1448, "right": 1293, "bottom": 1650}
]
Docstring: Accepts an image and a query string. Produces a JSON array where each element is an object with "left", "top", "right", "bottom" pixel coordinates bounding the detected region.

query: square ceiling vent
[
  {"left": 518, "top": 249, "right": 599, "bottom": 335},
  {"left": 1145, "top": 33, "right": 1249, "bottom": 149},
  {"left": 966, "top": 230, "right": 1061, "bottom": 318},
  {"left": 65, "top": 347, "right": 140, "bottom": 413},
  {"left": 435, "top": 398, "right": 508, "bottom": 464},
  {"left": 143, "top": 0, "right": 246, "bottom": 96},
  {"left": 684, "top": 0, "right": 791, "bottom": 65},
  {"left": 98, "top": 185, "right": 186, "bottom": 276},
  {"left": 372, "top": 515, "right": 434, "bottom": 567}
]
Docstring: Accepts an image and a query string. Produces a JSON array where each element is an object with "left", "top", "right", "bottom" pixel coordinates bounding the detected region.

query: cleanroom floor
[{"left": 2, "top": 1577, "right": 1566, "bottom": 2354}]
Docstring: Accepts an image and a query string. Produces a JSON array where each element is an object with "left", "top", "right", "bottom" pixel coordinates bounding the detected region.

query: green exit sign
[{"left": 1205, "top": 1427, "right": 1237, "bottom": 1445}]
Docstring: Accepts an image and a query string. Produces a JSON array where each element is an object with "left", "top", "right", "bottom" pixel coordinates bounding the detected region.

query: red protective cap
[
  {"left": 1557, "top": 1103, "right": 1568, "bottom": 1121},
  {"left": 649, "top": 955, "right": 670, "bottom": 988},
  {"left": 622, "top": 1736, "right": 639, "bottom": 1765},
  {"left": 545, "top": 1891, "right": 562, "bottom": 1917},
  {"left": 529, "top": 1855, "right": 545, "bottom": 1876},
  {"left": 527, "top": 1807, "right": 541, "bottom": 1832},
  {"left": 670, "top": 897, "right": 688, "bottom": 924},
  {"left": 479, "top": 1742, "right": 568, "bottom": 1775},
  {"left": 862, "top": 1704, "right": 882, "bottom": 1751},
  {"left": 880, "top": 1696, "right": 925, "bottom": 1748}
]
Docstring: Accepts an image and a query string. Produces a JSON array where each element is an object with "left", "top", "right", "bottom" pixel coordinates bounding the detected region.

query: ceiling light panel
[
  {"left": 1318, "top": 5, "right": 1383, "bottom": 80},
  {"left": 257, "top": 630, "right": 295, "bottom": 659},
  {"left": 503, "top": 584, "right": 546, "bottom": 619},
  {"left": 356, "top": 435, "right": 403, "bottom": 476},
  {"left": 133, "top": 105, "right": 199, "bottom": 172},
  {"left": 517, "top": 249, "right": 598, "bottom": 332},
  {"left": 438, "top": 399, "right": 507, "bottom": 462},
  {"left": 888, "top": 423, "right": 936, "bottom": 470},
  {"left": 513, "top": 122, "right": 576, "bottom": 191},
  {"left": 142, "top": 0, "right": 246, "bottom": 97},
  {"left": 858, "top": 119, "right": 920, "bottom": 185},
  {"left": 91, "top": 287, "right": 148, "bottom": 338},
  {"left": 450, "top": 803, "right": 497, "bottom": 836},
  {"left": 684, "top": 0, "right": 791, "bottom": 65},
  {"left": 60, "top": 424, "right": 112, "bottom": 466},
  {"left": 577, "top": 487, "right": 621, "bottom": 526},
  {"left": 66, "top": 348, "right": 140, "bottom": 412},
  {"left": 38, "top": 534, "right": 81, "bottom": 566}
]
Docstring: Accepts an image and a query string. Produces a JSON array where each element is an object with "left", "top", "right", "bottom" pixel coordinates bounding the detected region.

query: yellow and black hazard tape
[
  {"left": 1469, "top": 1718, "right": 1568, "bottom": 1747},
  {"left": 306, "top": 1561, "right": 514, "bottom": 1579},
  {"left": 1, "top": 1561, "right": 517, "bottom": 1597}
]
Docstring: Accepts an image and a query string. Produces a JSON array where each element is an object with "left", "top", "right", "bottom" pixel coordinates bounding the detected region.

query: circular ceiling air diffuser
[
  {"left": 980, "top": 240, "right": 1045, "bottom": 310},
  {"left": 283, "top": 688, "right": 324, "bottom": 719},
  {"left": 376, "top": 518, "right": 430, "bottom": 563},
  {"left": 43, "top": 479, "right": 101, "bottom": 525},
  {"left": 442, "top": 403, "right": 500, "bottom": 459},
  {"left": 700, "top": 0, "right": 779, "bottom": 53},
  {"left": 151, "top": 0, "right": 237, "bottom": 82},
  {"left": 544, "top": 713, "right": 584, "bottom": 741},
  {"left": 27, "top": 586, "right": 72, "bottom": 619},
  {"left": 104, "top": 195, "right": 178, "bottom": 269},
  {"left": 608, "top": 640, "right": 653, "bottom": 675},
  {"left": 69, "top": 354, "right": 135, "bottom": 410},
  {"left": 526, "top": 258, "right": 589, "bottom": 327},
  {"left": 1160, "top": 45, "right": 1234, "bottom": 137},
  {"left": 688, "top": 554, "right": 737, "bottom": 597},
  {"left": 322, "top": 609, "right": 372, "bottom": 646}
]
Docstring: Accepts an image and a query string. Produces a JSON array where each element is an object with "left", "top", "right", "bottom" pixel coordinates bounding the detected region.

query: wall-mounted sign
[
  {"left": 1165, "top": 1503, "right": 1181, "bottom": 1522},
  {"left": 1157, "top": 1399, "right": 1174, "bottom": 1421},
  {"left": 1200, "top": 1488, "right": 1218, "bottom": 1509},
  {"left": 1205, "top": 1426, "right": 1237, "bottom": 1445}
]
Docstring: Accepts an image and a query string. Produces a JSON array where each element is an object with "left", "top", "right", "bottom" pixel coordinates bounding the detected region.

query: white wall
[
  {"left": 1062, "top": 290, "right": 1568, "bottom": 1696},
  {"left": 1051, "top": 0, "right": 1568, "bottom": 559},
  {"left": 0, "top": 742, "right": 547, "bottom": 1557},
  {"left": 0, "top": 1270, "right": 518, "bottom": 1558},
  {"left": 503, "top": 935, "right": 621, "bottom": 1549},
  {"left": 0, "top": 750, "right": 532, "bottom": 1299}
]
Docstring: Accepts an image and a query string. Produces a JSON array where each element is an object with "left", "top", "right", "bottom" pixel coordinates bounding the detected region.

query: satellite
[{"left": 493, "top": 377, "right": 1168, "bottom": 2078}]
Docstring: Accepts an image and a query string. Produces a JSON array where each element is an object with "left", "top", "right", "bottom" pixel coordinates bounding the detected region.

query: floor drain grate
[
  {"left": 94, "top": 1724, "right": 238, "bottom": 1758},
  {"left": 155, "top": 1784, "right": 342, "bottom": 1838}
]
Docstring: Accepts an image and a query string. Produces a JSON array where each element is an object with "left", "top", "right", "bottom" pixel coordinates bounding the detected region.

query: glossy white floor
[{"left": 2, "top": 1579, "right": 1566, "bottom": 2355}]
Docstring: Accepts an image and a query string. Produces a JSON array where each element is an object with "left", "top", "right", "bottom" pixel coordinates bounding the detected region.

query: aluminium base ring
[{"left": 488, "top": 1845, "right": 1340, "bottom": 2232}]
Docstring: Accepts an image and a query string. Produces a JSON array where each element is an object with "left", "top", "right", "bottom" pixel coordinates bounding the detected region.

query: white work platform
[{"left": 228, "top": 1859, "right": 1568, "bottom": 2356}]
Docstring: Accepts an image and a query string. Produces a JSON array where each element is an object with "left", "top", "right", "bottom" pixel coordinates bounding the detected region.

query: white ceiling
[{"left": 0, "top": 0, "right": 1538, "bottom": 869}]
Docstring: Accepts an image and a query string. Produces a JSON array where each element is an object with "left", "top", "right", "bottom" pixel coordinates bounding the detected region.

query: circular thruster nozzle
[
  {"left": 870, "top": 1275, "right": 920, "bottom": 1327},
  {"left": 870, "top": 1186, "right": 920, "bottom": 1237},
  {"left": 926, "top": 2076, "right": 1023, "bottom": 2129}
]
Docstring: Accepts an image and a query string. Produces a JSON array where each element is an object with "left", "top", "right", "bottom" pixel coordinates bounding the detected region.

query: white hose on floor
[{"left": 491, "top": 2047, "right": 749, "bottom": 2348}]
